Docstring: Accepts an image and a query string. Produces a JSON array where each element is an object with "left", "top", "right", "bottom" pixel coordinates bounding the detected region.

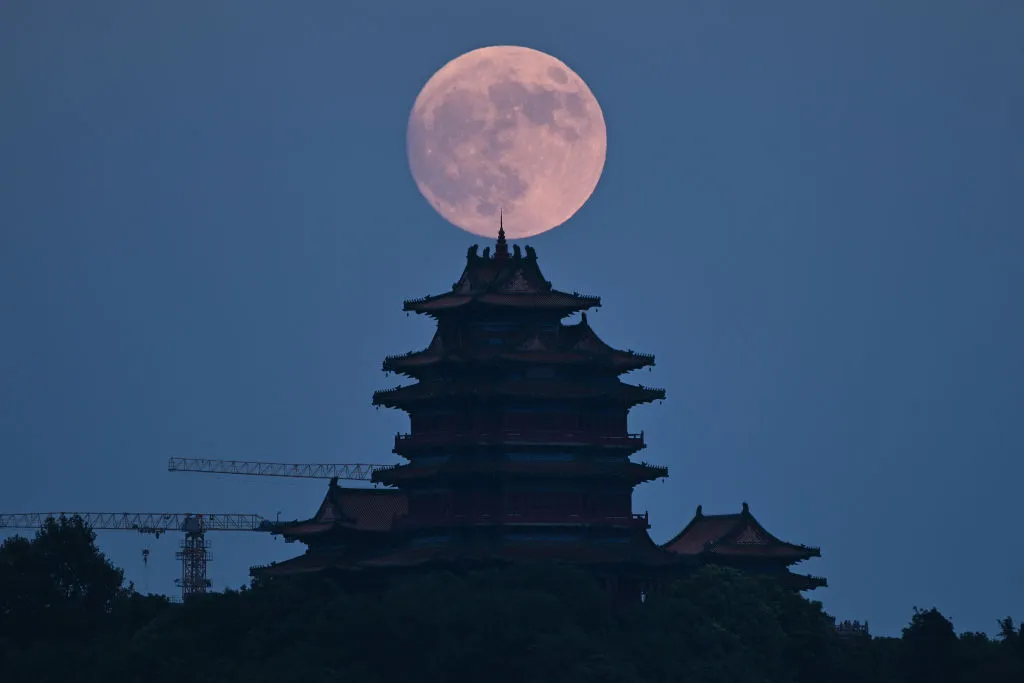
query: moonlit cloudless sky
[{"left": 2, "top": 1, "right": 1022, "bottom": 636}]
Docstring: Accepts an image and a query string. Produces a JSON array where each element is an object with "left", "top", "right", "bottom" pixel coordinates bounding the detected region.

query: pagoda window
[
  {"left": 452, "top": 491, "right": 472, "bottom": 517},
  {"left": 607, "top": 493, "right": 632, "bottom": 517},
  {"left": 525, "top": 365, "right": 556, "bottom": 379},
  {"left": 585, "top": 410, "right": 626, "bottom": 434},
  {"left": 476, "top": 489, "right": 501, "bottom": 518},
  {"left": 584, "top": 491, "right": 629, "bottom": 518},
  {"left": 565, "top": 492, "right": 583, "bottom": 516},
  {"left": 411, "top": 492, "right": 450, "bottom": 521},
  {"left": 506, "top": 452, "right": 573, "bottom": 462},
  {"left": 523, "top": 492, "right": 560, "bottom": 516},
  {"left": 555, "top": 413, "right": 578, "bottom": 429},
  {"left": 410, "top": 535, "right": 448, "bottom": 546},
  {"left": 502, "top": 411, "right": 532, "bottom": 429},
  {"left": 412, "top": 412, "right": 462, "bottom": 432},
  {"left": 530, "top": 412, "right": 558, "bottom": 430},
  {"left": 505, "top": 492, "right": 524, "bottom": 516}
]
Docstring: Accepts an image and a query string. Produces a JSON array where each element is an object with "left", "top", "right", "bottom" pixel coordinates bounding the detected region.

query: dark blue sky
[{"left": 2, "top": 2, "right": 1021, "bottom": 636}]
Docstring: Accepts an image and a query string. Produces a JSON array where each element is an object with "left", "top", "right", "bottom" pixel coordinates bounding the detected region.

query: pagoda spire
[{"left": 495, "top": 210, "right": 509, "bottom": 259}]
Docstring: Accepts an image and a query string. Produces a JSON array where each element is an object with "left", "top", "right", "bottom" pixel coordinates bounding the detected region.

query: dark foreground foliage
[{"left": 1, "top": 517, "right": 1022, "bottom": 683}]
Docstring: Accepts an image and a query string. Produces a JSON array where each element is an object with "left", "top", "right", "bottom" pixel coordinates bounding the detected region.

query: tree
[
  {"left": 623, "top": 566, "right": 840, "bottom": 683},
  {"left": 0, "top": 514, "right": 125, "bottom": 645},
  {"left": 900, "top": 607, "right": 961, "bottom": 683}
]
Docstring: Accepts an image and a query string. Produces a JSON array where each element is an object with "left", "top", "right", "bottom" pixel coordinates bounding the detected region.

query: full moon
[{"left": 407, "top": 46, "right": 607, "bottom": 239}]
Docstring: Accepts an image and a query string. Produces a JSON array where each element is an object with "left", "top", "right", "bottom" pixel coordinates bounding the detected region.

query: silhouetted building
[
  {"left": 663, "top": 503, "right": 826, "bottom": 591},
  {"left": 252, "top": 228, "right": 825, "bottom": 597}
]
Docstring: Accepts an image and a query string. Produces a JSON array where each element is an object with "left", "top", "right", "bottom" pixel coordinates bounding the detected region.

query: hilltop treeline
[{"left": 1, "top": 517, "right": 1021, "bottom": 683}]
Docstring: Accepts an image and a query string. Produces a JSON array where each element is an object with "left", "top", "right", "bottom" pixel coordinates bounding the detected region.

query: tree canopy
[{"left": 0, "top": 515, "right": 1021, "bottom": 683}]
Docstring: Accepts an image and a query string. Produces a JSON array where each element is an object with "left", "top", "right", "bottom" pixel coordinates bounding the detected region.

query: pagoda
[
  {"left": 662, "top": 503, "right": 826, "bottom": 591},
  {"left": 253, "top": 227, "right": 825, "bottom": 597}
]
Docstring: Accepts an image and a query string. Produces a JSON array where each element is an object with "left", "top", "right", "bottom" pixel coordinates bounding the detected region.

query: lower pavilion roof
[
  {"left": 372, "top": 379, "right": 665, "bottom": 409},
  {"left": 661, "top": 503, "right": 820, "bottom": 564},
  {"left": 253, "top": 529, "right": 685, "bottom": 576},
  {"left": 266, "top": 481, "right": 408, "bottom": 540}
]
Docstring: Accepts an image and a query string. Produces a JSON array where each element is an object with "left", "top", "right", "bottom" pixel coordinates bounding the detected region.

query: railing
[
  {"left": 394, "top": 430, "right": 646, "bottom": 449},
  {"left": 398, "top": 512, "right": 651, "bottom": 529},
  {"left": 834, "top": 619, "right": 869, "bottom": 636}
]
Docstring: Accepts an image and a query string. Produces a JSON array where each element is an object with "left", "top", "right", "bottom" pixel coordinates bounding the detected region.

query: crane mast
[
  {"left": 0, "top": 512, "right": 268, "bottom": 601},
  {"left": 168, "top": 457, "right": 391, "bottom": 481},
  {"left": 1, "top": 457, "right": 391, "bottom": 601}
]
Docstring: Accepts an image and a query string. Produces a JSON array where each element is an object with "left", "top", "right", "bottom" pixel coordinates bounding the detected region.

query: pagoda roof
[
  {"left": 781, "top": 572, "right": 829, "bottom": 591},
  {"left": 383, "top": 313, "right": 655, "bottom": 376},
  {"left": 373, "top": 379, "right": 665, "bottom": 409},
  {"left": 360, "top": 535, "right": 683, "bottom": 569},
  {"left": 661, "top": 503, "right": 820, "bottom": 564},
  {"left": 403, "top": 232, "right": 600, "bottom": 316},
  {"left": 251, "top": 551, "right": 347, "bottom": 577},
  {"left": 373, "top": 458, "right": 668, "bottom": 485},
  {"left": 266, "top": 480, "right": 408, "bottom": 539},
  {"left": 257, "top": 530, "right": 687, "bottom": 575}
]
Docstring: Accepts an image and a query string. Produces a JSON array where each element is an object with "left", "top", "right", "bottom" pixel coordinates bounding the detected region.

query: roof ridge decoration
[
  {"left": 407, "top": 234, "right": 597, "bottom": 315},
  {"left": 495, "top": 212, "right": 509, "bottom": 259},
  {"left": 315, "top": 484, "right": 341, "bottom": 523}
]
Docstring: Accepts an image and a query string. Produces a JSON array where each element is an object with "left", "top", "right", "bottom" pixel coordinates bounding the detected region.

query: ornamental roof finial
[{"left": 495, "top": 209, "right": 509, "bottom": 259}]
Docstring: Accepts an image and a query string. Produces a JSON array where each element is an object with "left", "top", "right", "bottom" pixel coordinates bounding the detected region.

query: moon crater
[{"left": 407, "top": 46, "right": 607, "bottom": 239}]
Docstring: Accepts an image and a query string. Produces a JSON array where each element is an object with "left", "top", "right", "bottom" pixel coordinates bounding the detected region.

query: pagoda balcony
[
  {"left": 393, "top": 430, "right": 646, "bottom": 451},
  {"left": 398, "top": 511, "right": 651, "bottom": 530}
]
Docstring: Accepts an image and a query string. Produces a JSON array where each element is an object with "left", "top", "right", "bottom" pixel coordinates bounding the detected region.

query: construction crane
[
  {"left": 168, "top": 457, "right": 391, "bottom": 481},
  {"left": 0, "top": 512, "right": 268, "bottom": 601}
]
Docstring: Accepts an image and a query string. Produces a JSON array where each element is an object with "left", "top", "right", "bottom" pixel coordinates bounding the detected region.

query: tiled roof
[
  {"left": 402, "top": 242, "right": 600, "bottom": 315},
  {"left": 327, "top": 532, "right": 685, "bottom": 570},
  {"left": 662, "top": 504, "right": 820, "bottom": 563},
  {"left": 252, "top": 551, "right": 346, "bottom": 576},
  {"left": 374, "top": 459, "right": 667, "bottom": 484},
  {"left": 382, "top": 313, "right": 654, "bottom": 378},
  {"left": 270, "top": 483, "right": 408, "bottom": 538},
  {"left": 373, "top": 380, "right": 665, "bottom": 408},
  {"left": 662, "top": 516, "right": 740, "bottom": 554},
  {"left": 333, "top": 488, "right": 408, "bottom": 532}
]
